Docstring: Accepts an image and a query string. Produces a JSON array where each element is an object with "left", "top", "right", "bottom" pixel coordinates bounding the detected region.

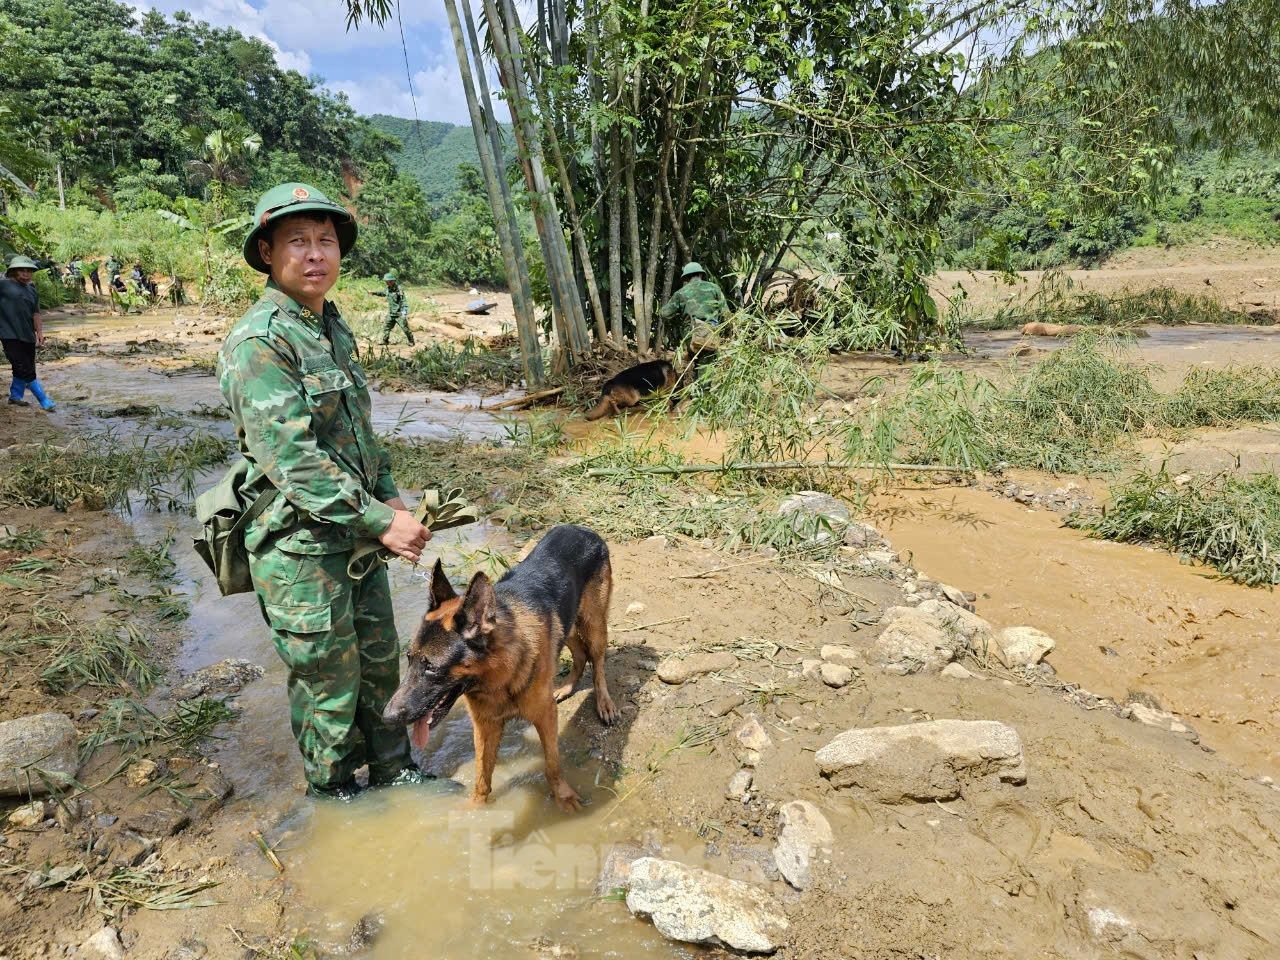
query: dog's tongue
[{"left": 410, "top": 717, "right": 432, "bottom": 750}]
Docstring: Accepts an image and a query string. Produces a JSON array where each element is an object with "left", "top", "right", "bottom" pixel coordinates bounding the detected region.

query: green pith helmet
[
  {"left": 5, "top": 255, "right": 39, "bottom": 274},
  {"left": 383, "top": 271, "right": 397, "bottom": 282},
  {"left": 242, "top": 182, "right": 357, "bottom": 274},
  {"left": 681, "top": 261, "right": 706, "bottom": 279}
]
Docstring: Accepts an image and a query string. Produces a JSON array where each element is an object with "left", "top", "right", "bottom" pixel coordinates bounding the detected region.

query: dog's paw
[
  {"left": 553, "top": 781, "right": 583, "bottom": 813},
  {"left": 553, "top": 681, "right": 577, "bottom": 702},
  {"left": 596, "top": 693, "right": 621, "bottom": 726}
]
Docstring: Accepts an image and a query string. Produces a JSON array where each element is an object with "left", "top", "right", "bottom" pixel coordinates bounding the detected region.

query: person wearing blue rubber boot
[{"left": 0, "top": 256, "right": 54, "bottom": 411}]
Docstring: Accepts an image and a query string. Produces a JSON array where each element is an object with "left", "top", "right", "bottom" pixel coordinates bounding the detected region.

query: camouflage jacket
[
  {"left": 372, "top": 285, "right": 408, "bottom": 316},
  {"left": 219, "top": 281, "right": 399, "bottom": 555},
  {"left": 657, "top": 278, "right": 729, "bottom": 324}
]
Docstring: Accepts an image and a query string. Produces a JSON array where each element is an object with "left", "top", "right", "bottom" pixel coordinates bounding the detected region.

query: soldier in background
[
  {"left": 658, "top": 261, "right": 730, "bottom": 359},
  {"left": 218, "top": 182, "right": 429, "bottom": 798},
  {"left": 371, "top": 270, "right": 414, "bottom": 346},
  {"left": 86, "top": 260, "right": 102, "bottom": 296}
]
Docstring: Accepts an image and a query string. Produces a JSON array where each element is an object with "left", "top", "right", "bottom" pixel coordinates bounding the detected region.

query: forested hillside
[
  {"left": 943, "top": 147, "right": 1280, "bottom": 270},
  {"left": 0, "top": 0, "right": 503, "bottom": 295},
  {"left": 367, "top": 114, "right": 514, "bottom": 209}
]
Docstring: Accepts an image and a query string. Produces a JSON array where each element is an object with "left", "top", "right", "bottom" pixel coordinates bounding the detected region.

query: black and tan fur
[
  {"left": 382, "top": 524, "right": 616, "bottom": 811},
  {"left": 584, "top": 359, "right": 677, "bottom": 421}
]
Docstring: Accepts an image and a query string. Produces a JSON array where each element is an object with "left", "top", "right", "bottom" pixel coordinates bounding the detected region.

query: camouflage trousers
[
  {"left": 381, "top": 311, "right": 414, "bottom": 346},
  {"left": 248, "top": 546, "right": 410, "bottom": 792}
]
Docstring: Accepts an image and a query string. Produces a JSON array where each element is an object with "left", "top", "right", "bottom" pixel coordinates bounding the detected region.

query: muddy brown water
[{"left": 26, "top": 325, "right": 1280, "bottom": 955}]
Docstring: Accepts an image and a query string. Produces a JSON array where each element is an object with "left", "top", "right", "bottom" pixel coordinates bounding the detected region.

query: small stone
[
  {"left": 657, "top": 652, "right": 738, "bottom": 685},
  {"left": 7, "top": 800, "right": 48, "bottom": 828},
  {"left": 529, "top": 937, "right": 580, "bottom": 960},
  {"left": 820, "top": 663, "right": 852, "bottom": 688},
  {"left": 706, "top": 693, "right": 746, "bottom": 718},
  {"left": 902, "top": 581, "right": 918, "bottom": 595},
  {"left": 128, "top": 805, "right": 189, "bottom": 837},
  {"left": 1127, "top": 702, "right": 1200, "bottom": 744},
  {"left": 726, "top": 769, "right": 754, "bottom": 802},
  {"left": 941, "top": 663, "right": 973, "bottom": 680},
  {"left": 79, "top": 927, "right": 124, "bottom": 960},
  {"left": 165, "top": 938, "right": 207, "bottom": 960},
  {"left": 773, "top": 800, "right": 834, "bottom": 890},
  {"left": 733, "top": 715, "right": 774, "bottom": 767},
  {"left": 939, "top": 584, "right": 976, "bottom": 611},
  {"left": 625, "top": 858, "right": 789, "bottom": 953},
  {"left": 800, "top": 659, "right": 824, "bottom": 682},
  {"left": 625, "top": 601, "right": 646, "bottom": 616},
  {"left": 348, "top": 913, "right": 385, "bottom": 953},
  {"left": 994, "top": 627, "right": 1055, "bottom": 668},
  {"left": 126, "top": 759, "right": 161, "bottom": 787},
  {"left": 173, "top": 658, "right": 264, "bottom": 701},
  {"left": 110, "top": 830, "right": 154, "bottom": 867},
  {"left": 820, "top": 645, "right": 859, "bottom": 668},
  {"left": 93, "top": 813, "right": 118, "bottom": 830},
  {"left": 873, "top": 608, "right": 965, "bottom": 674}
]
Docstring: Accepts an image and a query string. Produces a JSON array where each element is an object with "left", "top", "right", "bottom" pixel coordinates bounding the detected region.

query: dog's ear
[
  {"left": 459, "top": 571, "right": 497, "bottom": 648},
  {"left": 429, "top": 559, "right": 456, "bottom": 610}
]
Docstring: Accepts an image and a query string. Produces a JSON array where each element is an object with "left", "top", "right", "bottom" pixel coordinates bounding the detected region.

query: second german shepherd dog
[
  {"left": 584, "top": 359, "right": 677, "bottom": 420},
  {"left": 382, "top": 524, "right": 618, "bottom": 811}
]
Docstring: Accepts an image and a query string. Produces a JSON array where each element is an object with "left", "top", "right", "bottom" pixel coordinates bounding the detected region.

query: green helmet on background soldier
[
  {"left": 242, "top": 182, "right": 357, "bottom": 273},
  {"left": 383, "top": 271, "right": 397, "bottom": 283},
  {"left": 681, "top": 262, "right": 706, "bottom": 279}
]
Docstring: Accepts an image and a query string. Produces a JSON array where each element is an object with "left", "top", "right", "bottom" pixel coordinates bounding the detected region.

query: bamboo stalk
[
  {"left": 584, "top": 460, "right": 976, "bottom": 477},
  {"left": 444, "top": 0, "right": 544, "bottom": 386},
  {"left": 484, "top": 385, "right": 566, "bottom": 410}
]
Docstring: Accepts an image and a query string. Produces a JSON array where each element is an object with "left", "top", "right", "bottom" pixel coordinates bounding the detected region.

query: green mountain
[{"left": 367, "top": 114, "right": 513, "bottom": 208}]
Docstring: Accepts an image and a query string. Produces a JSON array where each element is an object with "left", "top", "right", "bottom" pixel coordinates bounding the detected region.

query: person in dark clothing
[
  {"left": 0, "top": 256, "right": 55, "bottom": 410},
  {"left": 86, "top": 261, "right": 102, "bottom": 296}
]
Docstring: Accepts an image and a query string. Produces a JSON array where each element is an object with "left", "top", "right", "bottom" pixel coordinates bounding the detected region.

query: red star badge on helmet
[{"left": 292, "top": 187, "right": 310, "bottom": 199}]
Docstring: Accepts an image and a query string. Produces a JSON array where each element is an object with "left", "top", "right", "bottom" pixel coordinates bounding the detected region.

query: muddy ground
[{"left": 3, "top": 267, "right": 1280, "bottom": 959}]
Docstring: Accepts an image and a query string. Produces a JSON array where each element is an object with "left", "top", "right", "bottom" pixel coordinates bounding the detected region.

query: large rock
[
  {"left": 909, "top": 600, "right": 995, "bottom": 651},
  {"left": 872, "top": 609, "right": 965, "bottom": 674},
  {"left": 626, "top": 858, "right": 789, "bottom": 953},
  {"left": 815, "top": 720, "right": 1026, "bottom": 802},
  {"left": 994, "top": 626, "right": 1055, "bottom": 668},
  {"left": 778, "top": 491, "right": 850, "bottom": 525},
  {"left": 0, "top": 712, "right": 79, "bottom": 797},
  {"left": 820, "top": 663, "right": 853, "bottom": 688},
  {"left": 657, "top": 651, "right": 738, "bottom": 685},
  {"left": 773, "top": 800, "right": 833, "bottom": 890}
]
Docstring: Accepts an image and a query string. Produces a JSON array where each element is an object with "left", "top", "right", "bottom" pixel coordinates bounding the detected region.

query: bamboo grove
[{"left": 345, "top": 0, "right": 1278, "bottom": 385}]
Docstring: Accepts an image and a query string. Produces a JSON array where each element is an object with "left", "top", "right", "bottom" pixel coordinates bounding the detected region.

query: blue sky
[{"left": 135, "top": 0, "right": 495, "bottom": 125}]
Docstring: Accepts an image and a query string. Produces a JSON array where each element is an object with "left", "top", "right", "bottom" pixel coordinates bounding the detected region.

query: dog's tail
[{"left": 584, "top": 392, "right": 616, "bottom": 421}]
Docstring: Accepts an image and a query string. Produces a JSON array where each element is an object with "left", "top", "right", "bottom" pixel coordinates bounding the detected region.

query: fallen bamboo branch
[
  {"left": 251, "top": 830, "right": 284, "bottom": 874},
  {"left": 585, "top": 460, "right": 976, "bottom": 477},
  {"left": 484, "top": 386, "right": 566, "bottom": 411}
]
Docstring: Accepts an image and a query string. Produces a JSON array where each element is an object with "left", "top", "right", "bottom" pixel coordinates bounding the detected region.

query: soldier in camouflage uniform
[
  {"left": 371, "top": 270, "right": 414, "bottom": 346},
  {"left": 657, "top": 261, "right": 730, "bottom": 356},
  {"left": 219, "top": 182, "right": 431, "bottom": 798}
]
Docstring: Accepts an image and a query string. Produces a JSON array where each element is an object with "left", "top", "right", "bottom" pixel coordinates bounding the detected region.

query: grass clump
[
  {"left": 1162, "top": 366, "right": 1280, "bottom": 428},
  {"left": 362, "top": 340, "right": 523, "bottom": 392},
  {"left": 0, "top": 431, "right": 231, "bottom": 512},
  {"left": 9, "top": 624, "right": 162, "bottom": 694},
  {"left": 1073, "top": 467, "right": 1280, "bottom": 586},
  {"left": 968, "top": 282, "right": 1254, "bottom": 331}
]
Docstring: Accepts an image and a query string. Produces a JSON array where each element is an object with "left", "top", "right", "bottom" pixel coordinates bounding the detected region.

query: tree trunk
[
  {"left": 443, "top": 0, "right": 544, "bottom": 386},
  {"left": 56, "top": 161, "right": 65, "bottom": 211}
]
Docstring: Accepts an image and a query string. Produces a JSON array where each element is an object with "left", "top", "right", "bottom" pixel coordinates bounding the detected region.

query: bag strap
[
  {"left": 231, "top": 483, "right": 279, "bottom": 538},
  {"left": 347, "top": 488, "right": 479, "bottom": 580}
]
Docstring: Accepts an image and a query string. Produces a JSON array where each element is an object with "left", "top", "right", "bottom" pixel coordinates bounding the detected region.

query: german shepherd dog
[
  {"left": 584, "top": 359, "right": 677, "bottom": 421},
  {"left": 382, "top": 525, "right": 618, "bottom": 812}
]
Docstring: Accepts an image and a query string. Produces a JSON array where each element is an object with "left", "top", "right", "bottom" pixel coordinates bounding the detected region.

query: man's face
[
  {"left": 259, "top": 214, "right": 340, "bottom": 301},
  {"left": 9, "top": 269, "right": 33, "bottom": 285}
]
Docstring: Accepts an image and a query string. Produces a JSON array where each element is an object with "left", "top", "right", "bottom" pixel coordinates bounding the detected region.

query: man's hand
[{"left": 379, "top": 509, "right": 430, "bottom": 563}]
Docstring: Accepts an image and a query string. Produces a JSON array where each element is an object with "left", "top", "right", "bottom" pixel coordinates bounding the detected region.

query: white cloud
[
  {"left": 332, "top": 66, "right": 487, "bottom": 125},
  {"left": 255, "top": 0, "right": 448, "bottom": 54}
]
